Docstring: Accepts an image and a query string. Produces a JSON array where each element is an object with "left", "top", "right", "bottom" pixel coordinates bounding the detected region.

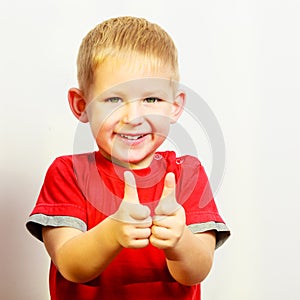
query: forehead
[{"left": 90, "top": 55, "right": 176, "bottom": 100}]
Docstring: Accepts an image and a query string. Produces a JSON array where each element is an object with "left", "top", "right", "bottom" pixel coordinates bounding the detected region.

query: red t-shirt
[{"left": 27, "top": 151, "right": 229, "bottom": 300}]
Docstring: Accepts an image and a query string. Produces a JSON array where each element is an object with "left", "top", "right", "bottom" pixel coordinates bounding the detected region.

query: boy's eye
[
  {"left": 143, "top": 97, "right": 162, "bottom": 103},
  {"left": 105, "top": 97, "right": 122, "bottom": 103}
]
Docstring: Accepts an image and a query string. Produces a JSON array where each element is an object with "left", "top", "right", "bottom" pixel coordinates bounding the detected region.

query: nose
[{"left": 122, "top": 100, "right": 145, "bottom": 125}]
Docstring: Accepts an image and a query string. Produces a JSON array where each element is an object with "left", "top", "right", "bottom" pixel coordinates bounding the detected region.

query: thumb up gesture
[
  {"left": 150, "top": 172, "right": 186, "bottom": 250},
  {"left": 110, "top": 171, "right": 185, "bottom": 250},
  {"left": 110, "top": 171, "right": 152, "bottom": 249}
]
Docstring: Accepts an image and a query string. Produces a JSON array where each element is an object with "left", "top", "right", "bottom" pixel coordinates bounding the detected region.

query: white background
[{"left": 1, "top": 0, "right": 300, "bottom": 299}]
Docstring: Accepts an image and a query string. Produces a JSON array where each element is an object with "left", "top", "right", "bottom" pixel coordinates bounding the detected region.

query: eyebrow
[{"left": 141, "top": 90, "right": 171, "bottom": 98}]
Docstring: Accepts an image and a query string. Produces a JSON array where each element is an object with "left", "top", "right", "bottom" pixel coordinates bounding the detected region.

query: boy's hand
[
  {"left": 150, "top": 172, "right": 186, "bottom": 250},
  {"left": 110, "top": 171, "right": 152, "bottom": 249}
]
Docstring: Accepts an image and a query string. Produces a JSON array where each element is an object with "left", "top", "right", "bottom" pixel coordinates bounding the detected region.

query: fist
[
  {"left": 110, "top": 171, "right": 152, "bottom": 248},
  {"left": 150, "top": 172, "right": 186, "bottom": 249}
]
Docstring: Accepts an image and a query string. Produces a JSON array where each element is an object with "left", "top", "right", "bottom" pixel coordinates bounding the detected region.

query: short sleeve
[
  {"left": 176, "top": 156, "right": 230, "bottom": 249},
  {"left": 26, "top": 156, "right": 88, "bottom": 241}
]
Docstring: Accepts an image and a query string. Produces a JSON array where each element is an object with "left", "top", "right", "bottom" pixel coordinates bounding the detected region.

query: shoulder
[
  {"left": 49, "top": 152, "right": 96, "bottom": 171},
  {"left": 52, "top": 152, "right": 95, "bottom": 165},
  {"left": 157, "top": 151, "right": 202, "bottom": 173},
  {"left": 43, "top": 152, "right": 97, "bottom": 184}
]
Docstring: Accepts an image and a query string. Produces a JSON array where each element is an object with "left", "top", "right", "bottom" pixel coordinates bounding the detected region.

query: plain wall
[{"left": 1, "top": 0, "right": 300, "bottom": 299}]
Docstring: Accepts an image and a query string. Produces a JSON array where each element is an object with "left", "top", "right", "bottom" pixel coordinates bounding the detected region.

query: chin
[{"left": 117, "top": 153, "right": 154, "bottom": 169}]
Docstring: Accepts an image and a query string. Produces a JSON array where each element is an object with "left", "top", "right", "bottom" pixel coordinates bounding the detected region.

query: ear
[
  {"left": 68, "top": 88, "right": 89, "bottom": 123},
  {"left": 170, "top": 91, "right": 185, "bottom": 124}
]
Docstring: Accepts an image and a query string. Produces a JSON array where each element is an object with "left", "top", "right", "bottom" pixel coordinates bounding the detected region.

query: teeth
[{"left": 120, "top": 134, "right": 143, "bottom": 140}]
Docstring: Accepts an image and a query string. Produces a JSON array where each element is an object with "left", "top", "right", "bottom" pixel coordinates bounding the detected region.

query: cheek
[
  {"left": 148, "top": 115, "right": 172, "bottom": 136},
  {"left": 87, "top": 116, "right": 109, "bottom": 143},
  {"left": 87, "top": 106, "right": 116, "bottom": 133}
]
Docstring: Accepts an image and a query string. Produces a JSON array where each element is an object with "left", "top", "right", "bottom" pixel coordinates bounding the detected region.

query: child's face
[{"left": 85, "top": 57, "right": 184, "bottom": 169}]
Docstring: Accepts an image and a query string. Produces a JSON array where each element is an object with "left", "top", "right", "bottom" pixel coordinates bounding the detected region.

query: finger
[
  {"left": 127, "top": 238, "right": 150, "bottom": 249},
  {"left": 121, "top": 171, "right": 151, "bottom": 221},
  {"left": 151, "top": 225, "right": 172, "bottom": 240},
  {"left": 129, "top": 204, "right": 151, "bottom": 221},
  {"left": 133, "top": 227, "right": 152, "bottom": 239},
  {"left": 155, "top": 172, "right": 180, "bottom": 216},
  {"left": 123, "top": 171, "right": 140, "bottom": 204},
  {"left": 161, "top": 172, "right": 176, "bottom": 199},
  {"left": 149, "top": 235, "right": 170, "bottom": 250}
]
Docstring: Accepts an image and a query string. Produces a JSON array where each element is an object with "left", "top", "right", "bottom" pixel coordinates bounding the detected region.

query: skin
[
  {"left": 69, "top": 56, "right": 184, "bottom": 169},
  {"left": 42, "top": 56, "right": 216, "bottom": 285}
]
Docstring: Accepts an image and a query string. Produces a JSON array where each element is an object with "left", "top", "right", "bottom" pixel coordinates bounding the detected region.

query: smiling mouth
[{"left": 118, "top": 134, "right": 147, "bottom": 140}]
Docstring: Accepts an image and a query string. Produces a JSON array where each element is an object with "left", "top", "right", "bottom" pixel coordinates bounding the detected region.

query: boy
[{"left": 26, "top": 16, "right": 230, "bottom": 299}]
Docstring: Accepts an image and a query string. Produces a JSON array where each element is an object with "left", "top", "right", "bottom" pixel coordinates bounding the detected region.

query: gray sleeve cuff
[
  {"left": 188, "top": 221, "right": 230, "bottom": 249},
  {"left": 26, "top": 214, "right": 87, "bottom": 242}
]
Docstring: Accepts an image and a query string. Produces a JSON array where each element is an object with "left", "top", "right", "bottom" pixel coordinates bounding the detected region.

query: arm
[
  {"left": 43, "top": 218, "right": 121, "bottom": 283},
  {"left": 165, "top": 228, "right": 215, "bottom": 285},
  {"left": 150, "top": 173, "right": 216, "bottom": 285},
  {"left": 42, "top": 172, "right": 152, "bottom": 283}
]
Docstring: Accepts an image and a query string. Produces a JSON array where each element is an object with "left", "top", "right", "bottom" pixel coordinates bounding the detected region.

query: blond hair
[{"left": 77, "top": 16, "right": 179, "bottom": 96}]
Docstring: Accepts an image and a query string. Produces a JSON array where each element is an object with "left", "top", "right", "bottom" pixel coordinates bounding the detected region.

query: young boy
[{"left": 26, "top": 16, "right": 230, "bottom": 300}]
